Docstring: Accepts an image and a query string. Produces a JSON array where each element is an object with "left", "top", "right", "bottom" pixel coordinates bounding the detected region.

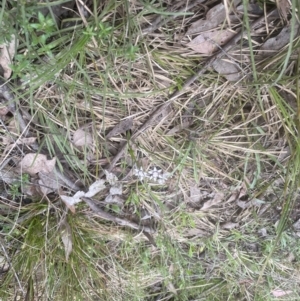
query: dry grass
[{"left": 0, "top": 0, "right": 300, "bottom": 300}]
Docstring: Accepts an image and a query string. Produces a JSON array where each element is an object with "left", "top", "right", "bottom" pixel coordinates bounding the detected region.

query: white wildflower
[
  {"left": 134, "top": 166, "right": 147, "bottom": 181},
  {"left": 148, "top": 167, "right": 162, "bottom": 181},
  {"left": 133, "top": 165, "right": 171, "bottom": 184}
]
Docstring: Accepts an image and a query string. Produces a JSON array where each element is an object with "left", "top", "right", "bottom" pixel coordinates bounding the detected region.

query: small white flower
[
  {"left": 138, "top": 171, "right": 147, "bottom": 181},
  {"left": 148, "top": 167, "right": 163, "bottom": 180},
  {"left": 133, "top": 164, "right": 171, "bottom": 184},
  {"left": 133, "top": 166, "right": 148, "bottom": 181}
]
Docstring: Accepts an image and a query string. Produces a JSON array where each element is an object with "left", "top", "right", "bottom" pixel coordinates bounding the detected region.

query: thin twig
[
  {"left": 82, "top": 197, "right": 155, "bottom": 234},
  {"left": 102, "top": 8, "right": 278, "bottom": 176}
]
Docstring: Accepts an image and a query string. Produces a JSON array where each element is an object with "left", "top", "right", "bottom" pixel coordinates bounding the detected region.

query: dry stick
[
  {"left": 82, "top": 197, "right": 154, "bottom": 234},
  {"left": 102, "top": 8, "right": 278, "bottom": 177}
]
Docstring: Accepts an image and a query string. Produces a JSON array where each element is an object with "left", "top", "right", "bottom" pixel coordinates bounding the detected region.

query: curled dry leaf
[
  {"left": 187, "top": 30, "right": 236, "bottom": 55},
  {"left": 212, "top": 59, "right": 242, "bottom": 81},
  {"left": 187, "top": 3, "right": 226, "bottom": 35},
  {"left": 0, "top": 34, "right": 17, "bottom": 79},
  {"left": 38, "top": 170, "right": 61, "bottom": 195},
  {"left": 18, "top": 153, "right": 56, "bottom": 175},
  {"left": 61, "top": 191, "right": 85, "bottom": 213},
  {"left": 0, "top": 167, "right": 20, "bottom": 185},
  {"left": 186, "top": 228, "right": 207, "bottom": 237},
  {"left": 166, "top": 282, "right": 177, "bottom": 296},
  {"left": 236, "top": 200, "right": 250, "bottom": 209},
  {"left": 60, "top": 179, "right": 106, "bottom": 213},
  {"left": 84, "top": 179, "right": 106, "bottom": 198},
  {"left": 73, "top": 128, "right": 93, "bottom": 147},
  {"left": 189, "top": 185, "right": 201, "bottom": 203},
  {"left": 258, "top": 228, "right": 267, "bottom": 237},
  {"left": 187, "top": 1, "right": 241, "bottom": 35},
  {"left": 201, "top": 192, "right": 224, "bottom": 210},
  {"left": 106, "top": 117, "right": 133, "bottom": 138},
  {"left": 260, "top": 23, "right": 300, "bottom": 57}
]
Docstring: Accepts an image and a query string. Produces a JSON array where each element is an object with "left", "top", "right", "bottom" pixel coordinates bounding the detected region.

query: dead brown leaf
[
  {"left": 18, "top": 153, "right": 56, "bottom": 175},
  {"left": 189, "top": 185, "right": 201, "bottom": 203},
  {"left": 236, "top": 200, "right": 250, "bottom": 209},
  {"left": 106, "top": 117, "right": 133, "bottom": 138},
  {"left": 60, "top": 191, "right": 85, "bottom": 213},
  {"left": 185, "top": 228, "right": 207, "bottom": 237},
  {"left": 0, "top": 35, "right": 17, "bottom": 79},
  {"left": 60, "top": 179, "right": 106, "bottom": 212},
  {"left": 260, "top": 23, "right": 300, "bottom": 57},
  {"left": 187, "top": 1, "right": 241, "bottom": 35},
  {"left": 73, "top": 128, "right": 93, "bottom": 147},
  {"left": 187, "top": 30, "right": 236, "bottom": 54},
  {"left": 38, "top": 170, "right": 60, "bottom": 195},
  {"left": 187, "top": 3, "right": 226, "bottom": 35},
  {"left": 0, "top": 167, "right": 20, "bottom": 185},
  {"left": 212, "top": 59, "right": 242, "bottom": 81},
  {"left": 201, "top": 192, "right": 224, "bottom": 210}
]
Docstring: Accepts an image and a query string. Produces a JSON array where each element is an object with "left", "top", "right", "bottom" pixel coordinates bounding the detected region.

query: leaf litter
[
  {"left": 187, "top": 29, "right": 236, "bottom": 55},
  {"left": 259, "top": 22, "right": 300, "bottom": 57},
  {"left": 18, "top": 153, "right": 56, "bottom": 175},
  {"left": 60, "top": 172, "right": 120, "bottom": 213},
  {"left": 187, "top": 1, "right": 241, "bottom": 35},
  {"left": 72, "top": 128, "right": 93, "bottom": 147},
  {"left": 0, "top": 1, "right": 300, "bottom": 299},
  {"left": 106, "top": 117, "right": 133, "bottom": 138}
]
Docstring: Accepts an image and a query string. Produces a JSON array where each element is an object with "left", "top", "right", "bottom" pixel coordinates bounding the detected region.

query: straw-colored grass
[{"left": 0, "top": 0, "right": 300, "bottom": 300}]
